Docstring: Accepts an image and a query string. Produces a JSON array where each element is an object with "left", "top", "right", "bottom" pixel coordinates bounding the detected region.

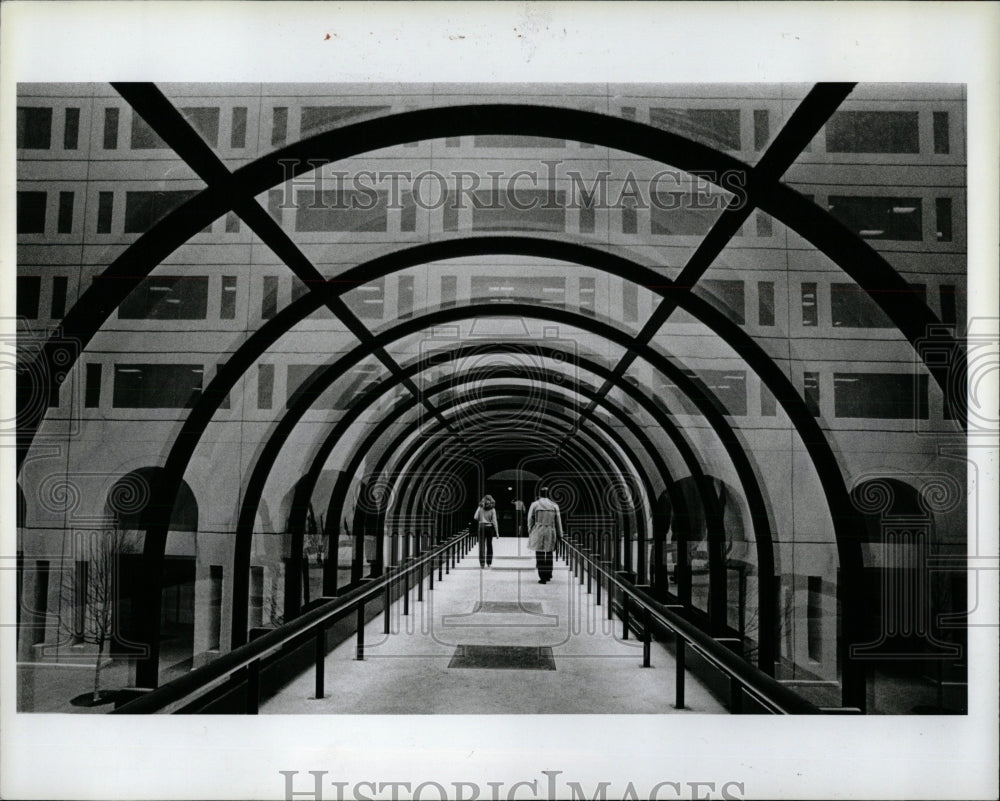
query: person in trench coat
[{"left": 526, "top": 487, "right": 563, "bottom": 583}]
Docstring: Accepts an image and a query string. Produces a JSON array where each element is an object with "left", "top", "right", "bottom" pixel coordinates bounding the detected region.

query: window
[
  {"left": 753, "top": 109, "right": 769, "bottom": 150},
  {"left": 827, "top": 196, "right": 923, "bottom": 241},
  {"left": 132, "top": 107, "right": 220, "bottom": 148},
  {"left": 701, "top": 279, "right": 745, "bottom": 325},
  {"left": 756, "top": 210, "right": 772, "bottom": 237},
  {"left": 400, "top": 192, "right": 417, "bottom": 232},
  {"left": 825, "top": 111, "right": 919, "bottom": 153},
  {"left": 17, "top": 276, "right": 41, "bottom": 319},
  {"left": 257, "top": 364, "right": 274, "bottom": 410},
  {"left": 622, "top": 281, "right": 638, "bottom": 322},
  {"left": 801, "top": 283, "right": 818, "bottom": 327},
  {"left": 219, "top": 276, "right": 237, "bottom": 319},
  {"left": 300, "top": 106, "right": 389, "bottom": 138},
  {"left": 208, "top": 565, "right": 223, "bottom": 651},
  {"left": 17, "top": 192, "right": 46, "bottom": 234},
  {"left": 261, "top": 276, "right": 278, "bottom": 319},
  {"left": 17, "top": 107, "right": 52, "bottom": 149},
  {"left": 442, "top": 195, "right": 458, "bottom": 231},
  {"left": 63, "top": 108, "right": 80, "bottom": 149},
  {"left": 579, "top": 199, "right": 595, "bottom": 234},
  {"left": 760, "top": 383, "right": 776, "bottom": 417},
  {"left": 621, "top": 201, "right": 637, "bottom": 235},
  {"left": 834, "top": 373, "right": 928, "bottom": 420},
  {"left": 51, "top": 277, "right": 68, "bottom": 319},
  {"left": 620, "top": 106, "right": 636, "bottom": 120},
  {"left": 249, "top": 566, "right": 265, "bottom": 629},
  {"left": 939, "top": 284, "right": 957, "bottom": 326},
  {"left": 474, "top": 134, "right": 565, "bottom": 148},
  {"left": 471, "top": 276, "right": 566, "bottom": 308},
  {"left": 651, "top": 192, "right": 723, "bottom": 236},
  {"left": 445, "top": 137, "right": 461, "bottom": 148},
  {"left": 231, "top": 107, "right": 248, "bottom": 148},
  {"left": 470, "top": 190, "right": 566, "bottom": 233},
  {"left": 831, "top": 283, "right": 892, "bottom": 328},
  {"left": 803, "top": 371, "right": 821, "bottom": 417},
  {"left": 933, "top": 112, "right": 950, "bottom": 154},
  {"left": 295, "top": 190, "right": 389, "bottom": 232},
  {"left": 103, "top": 107, "right": 119, "bottom": 149},
  {"left": 118, "top": 276, "right": 209, "bottom": 320},
  {"left": 85, "top": 364, "right": 102, "bottom": 408},
  {"left": 344, "top": 278, "right": 385, "bottom": 319},
  {"left": 398, "top": 275, "right": 414, "bottom": 319},
  {"left": 286, "top": 364, "right": 343, "bottom": 410},
  {"left": 267, "top": 189, "right": 282, "bottom": 224},
  {"left": 649, "top": 108, "right": 741, "bottom": 150},
  {"left": 214, "top": 365, "right": 230, "bottom": 410},
  {"left": 936, "top": 198, "right": 953, "bottom": 242},
  {"left": 579, "top": 277, "right": 595, "bottom": 316},
  {"left": 57, "top": 191, "right": 74, "bottom": 234},
  {"left": 661, "top": 369, "right": 747, "bottom": 416},
  {"left": 124, "top": 190, "right": 200, "bottom": 233},
  {"left": 271, "top": 107, "right": 288, "bottom": 147},
  {"left": 97, "top": 192, "right": 114, "bottom": 233},
  {"left": 225, "top": 211, "right": 240, "bottom": 233},
  {"left": 113, "top": 364, "right": 204, "bottom": 409},
  {"left": 757, "top": 281, "right": 775, "bottom": 327},
  {"left": 807, "top": 576, "right": 823, "bottom": 662},
  {"left": 440, "top": 275, "right": 457, "bottom": 309}
]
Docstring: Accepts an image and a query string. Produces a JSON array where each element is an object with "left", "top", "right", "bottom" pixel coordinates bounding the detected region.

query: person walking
[
  {"left": 474, "top": 495, "right": 500, "bottom": 568},
  {"left": 527, "top": 487, "right": 562, "bottom": 583}
]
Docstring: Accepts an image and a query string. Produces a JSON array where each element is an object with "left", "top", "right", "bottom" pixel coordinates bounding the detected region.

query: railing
[
  {"left": 111, "top": 529, "right": 475, "bottom": 714},
  {"left": 559, "top": 536, "right": 821, "bottom": 714}
]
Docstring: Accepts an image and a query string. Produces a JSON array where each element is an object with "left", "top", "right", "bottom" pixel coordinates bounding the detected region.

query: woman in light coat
[
  {"left": 527, "top": 487, "right": 563, "bottom": 583},
  {"left": 474, "top": 495, "right": 500, "bottom": 568}
]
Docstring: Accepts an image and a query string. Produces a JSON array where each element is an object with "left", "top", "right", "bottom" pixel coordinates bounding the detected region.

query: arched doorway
[{"left": 486, "top": 468, "right": 540, "bottom": 537}]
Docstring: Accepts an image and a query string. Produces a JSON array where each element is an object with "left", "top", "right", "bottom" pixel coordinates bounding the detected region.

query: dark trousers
[
  {"left": 536, "top": 550, "right": 553, "bottom": 581},
  {"left": 478, "top": 526, "right": 494, "bottom": 567}
]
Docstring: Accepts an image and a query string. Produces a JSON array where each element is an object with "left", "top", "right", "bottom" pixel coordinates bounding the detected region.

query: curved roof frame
[{"left": 16, "top": 81, "right": 965, "bottom": 467}]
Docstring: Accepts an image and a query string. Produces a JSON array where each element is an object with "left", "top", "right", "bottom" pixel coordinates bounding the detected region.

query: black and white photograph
[{"left": 1, "top": 4, "right": 997, "bottom": 800}]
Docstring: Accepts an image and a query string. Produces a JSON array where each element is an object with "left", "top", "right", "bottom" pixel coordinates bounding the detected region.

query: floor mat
[{"left": 448, "top": 644, "right": 556, "bottom": 670}]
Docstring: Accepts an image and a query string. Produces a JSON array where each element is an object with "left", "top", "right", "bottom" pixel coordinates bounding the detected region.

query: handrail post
[
  {"left": 642, "top": 607, "right": 652, "bottom": 668},
  {"left": 246, "top": 659, "right": 260, "bottom": 714},
  {"left": 622, "top": 593, "right": 630, "bottom": 640},
  {"left": 675, "top": 638, "right": 686, "bottom": 709},
  {"left": 383, "top": 568, "right": 392, "bottom": 635},
  {"left": 356, "top": 601, "right": 366, "bottom": 660},
  {"left": 315, "top": 626, "right": 326, "bottom": 699}
]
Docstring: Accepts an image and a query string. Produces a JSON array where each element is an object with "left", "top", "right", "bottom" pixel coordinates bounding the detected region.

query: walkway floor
[{"left": 261, "top": 537, "right": 725, "bottom": 714}]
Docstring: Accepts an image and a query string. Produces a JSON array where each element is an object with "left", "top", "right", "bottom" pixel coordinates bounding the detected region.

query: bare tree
[{"left": 62, "top": 521, "right": 140, "bottom": 703}]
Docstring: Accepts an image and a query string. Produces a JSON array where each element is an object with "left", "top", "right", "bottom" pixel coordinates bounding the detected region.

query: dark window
[
  {"left": 57, "top": 191, "right": 74, "bottom": 233},
  {"left": 231, "top": 107, "right": 247, "bottom": 148},
  {"left": 130, "top": 113, "right": 164, "bottom": 149},
  {"left": 933, "top": 112, "right": 950, "bottom": 154},
  {"left": 257, "top": 364, "right": 274, "bottom": 410},
  {"left": 398, "top": 275, "right": 414, "bottom": 319},
  {"left": 268, "top": 189, "right": 282, "bottom": 223},
  {"left": 225, "top": 211, "right": 240, "bottom": 233},
  {"left": 291, "top": 278, "right": 310, "bottom": 304},
  {"left": 623, "top": 281, "right": 638, "bottom": 322},
  {"left": 103, "top": 108, "right": 119, "bottom": 149},
  {"left": 834, "top": 373, "right": 929, "bottom": 420},
  {"left": 651, "top": 192, "right": 723, "bottom": 236},
  {"left": 803, "top": 371, "right": 821, "bottom": 417},
  {"left": 50, "top": 276, "right": 68, "bottom": 319},
  {"left": 400, "top": 192, "right": 417, "bottom": 232},
  {"left": 831, "top": 283, "right": 893, "bottom": 328},
  {"left": 649, "top": 108, "right": 741, "bottom": 150},
  {"left": 345, "top": 278, "right": 385, "bottom": 319},
  {"left": 131, "top": 106, "right": 219, "bottom": 149},
  {"left": 441, "top": 275, "right": 457, "bottom": 309},
  {"left": 620, "top": 107, "right": 636, "bottom": 120},
  {"left": 936, "top": 198, "right": 953, "bottom": 242},
  {"left": 220, "top": 276, "right": 237, "bottom": 319},
  {"left": 63, "top": 108, "right": 80, "bottom": 149},
  {"left": 579, "top": 277, "right": 595, "bottom": 316},
  {"left": 801, "top": 282, "right": 818, "bottom": 327},
  {"left": 16, "top": 107, "right": 52, "bottom": 149},
  {"left": 701, "top": 279, "right": 745, "bottom": 325},
  {"left": 757, "top": 281, "right": 775, "bottom": 327},
  {"left": 470, "top": 190, "right": 566, "bottom": 233},
  {"left": 756, "top": 210, "right": 772, "bottom": 237},
  {"left": 17, "top": 192, "right": 46, "bottom": 234},
  {"left": 96, "top": 191, "right": 114, "bottom": 233},
  {"left": 17, "top": 276, "right": 41, "bottom": 319},
  {"left": 119, "top": 276, "right": 209, "bottom": 320},
  {"left": 474, "top": 134, "right": 565, "bottom": 148},
  {"left": 760, "top": 383, "right": 776, "bottom": 417},
  {"left": 579, "top": 200, "right": 595, "bottom": 234},
  {"left": 208, "top": 565, "right": 223, "bottom": 650},
  {"left": 471, "top": 276, "right": 565, "bottom": 308},
  {"left": 286, "top": 364, "right": 354, "bottom": 410},
  {"left": 825, "top": 111, "right": 919, "bottom": 153},
  {"left": 84, "top": 363, "right": 102, "bottom": 408},
  {"left": 940, "top": 285, "right": 957, "bottom": 326},
  {"left": 445, "top": 137, "right": 461, "bottom": 148},
  {"left": 661, "top": 370, "right": 747, "bottom": 416},
  {"left": 261, "top": 276, "right": 278, "bottom": 319},
  {"left": 271, "top": 107, "right": 287, "bottom": 147},
  {"left": 442, "top": 194, "right": 458, "bottom": 231},
  {"left": 753, "top": 109, "right": 769, "bottom": 150},
  {"left": 807, "top": 576, "right": 822, "bottom": 662},
  {"left": 295, "top": 190, "right": 388, "bottom": 232},
  {"left": 300, "top": 106, "right": 389, "bottom": 138},
  {"left": 124, "top": 190, "right": 199, "bottom": 234},
  {"left": 827, "top": 196, "right": 923, "bottom": 241},
  {"left": 215, "top": 365, "right": 230, "bottom": 410},
  {"left": 621, "top": 202, "right": 637, "bottom": 235},
  {"left": 112, "top": 364, "right": 204, "bottom": 408}
]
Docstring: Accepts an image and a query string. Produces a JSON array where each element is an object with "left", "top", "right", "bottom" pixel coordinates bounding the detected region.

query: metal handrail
[
  {"left": 561, "top": 537, "right": 820, "bottom": 714},
  {"left": 111, "top": 530, "right": 472, "bottom": 714}
]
